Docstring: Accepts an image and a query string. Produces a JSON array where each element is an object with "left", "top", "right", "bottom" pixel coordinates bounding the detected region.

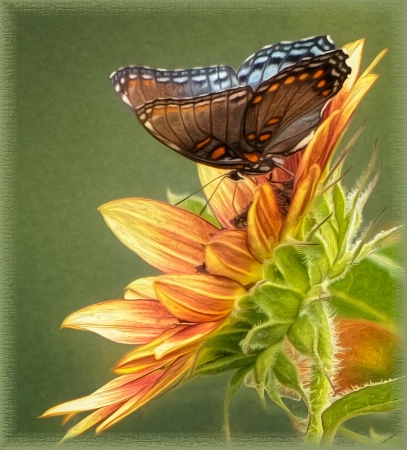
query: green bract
[{"left": 194, "top": 148, "right": 401, "bottom": 444}]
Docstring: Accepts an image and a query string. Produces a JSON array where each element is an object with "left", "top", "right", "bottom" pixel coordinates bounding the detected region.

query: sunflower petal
[
  {"left": 61, "top": 300, "right": 179, "bottom": 345},
  {"left": 99, "top": 198, "right": 217, "bottom": 274},
  {"left": 97, "top": 354, "right": 195, "bottom": 433},
  {"left": 124, "top": 277, "right": 157, "bottom": 299},
  {"left": 247, "top": 183, "right": 284, "bottom": 261},
  {"left": 197, "top": 165, "right": 256, "bottom": 229},
  {"left": 205, "top": 230, "right": 262, "bottom": 286},
  {"left": 154, "top": 274, "right": 243, "bottom": 322}
]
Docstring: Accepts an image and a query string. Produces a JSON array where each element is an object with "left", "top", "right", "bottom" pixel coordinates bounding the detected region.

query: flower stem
[{"left": 305, "top": 301, "right": 334, "bottom": 443}]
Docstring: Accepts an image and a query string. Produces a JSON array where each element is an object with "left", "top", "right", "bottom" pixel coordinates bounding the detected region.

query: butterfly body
[{"left": 111, "top": 36, "right": 351, "bottom": 177}]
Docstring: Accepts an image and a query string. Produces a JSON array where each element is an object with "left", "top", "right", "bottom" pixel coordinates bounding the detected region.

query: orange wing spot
[
  {"left": 243, "top": 152, "right": 260, "bottom": 162},
  {"left": 252, "top": 95, "right": 263, "bottom": 104},
  {"left": 267, "top": 117, "right": 280, "bottom": 125},
  {"left": 166, "top": 105, "right": 179, "bottom": 113},
  {"left": 259, "top": 133, "right": 272, "bottom": 142},
  {"left": 210, "top": 146, "right": 226, "bottom": 160},
  {"left": 246, "top": 132, "right": 256, "bottom": 141},
  {"left": 317, "top": 79, "right": 327, "bottom": 88},
  {"left": 322, "top": 89, "right": 332, "bottom": 97},
  {"left": 196, "top": 137, "right": 212, "bottom": 150},
  {"left": 284, "top": 76, "right": 296, "bottom": 85},
  {"left": 268, "top": 83, "right": 279, "bottom": 92},
  {"left": 299, "top": 72, "right": 309, "bottom": 80},
  {"left": 181, "top": 106, "right": 193, "bottom": 113},
  {"left": 313, "top": 69, "right": 325, "bottom": 79}
]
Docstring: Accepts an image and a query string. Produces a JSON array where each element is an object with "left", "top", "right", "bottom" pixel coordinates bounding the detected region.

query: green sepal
[
  {"left": 203, "top": 328, "right": 250, "bottom": 353},
  {"left": 249, "top": 281, "right": 302, "bottom": 321},
  {"left": 287, "top": 313, "right": 317, "bottom": 357},
  {"left": 332, "top": 182, "right": 349, "bottom": 253},
  {"left": 321, "top": 379, "right": 402, "bottom": 443},
  {"left": 254, "top": 342, "right": 282, "bottom": 394},
  {"left": 265, "top": 374, "right": 308, "bottom": 430},
  {"left": 240, "top": 321, "right": 290, "bottom": 353},
  {"left": 194, "top": 352, "right": 257, "bottom": 376},
  {"left": 272, "top": 350, "right": 306, "bottom": 399},
  {"left": 272, "top": 245, "right": 310, "bottom": 293}
]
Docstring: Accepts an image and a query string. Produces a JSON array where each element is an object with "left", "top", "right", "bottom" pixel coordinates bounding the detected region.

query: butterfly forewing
[
  {"left": 137, "top": 87, "right": 252, "bottom": 168},
  {"left": 242, "top": 49, "right": 350, "bottom": 156},
  {"left": 111, "top": 65, "right": 239, "bottom": 108},
  {"left": 237, "top": 35, "right": 336, "bottom": 90}
]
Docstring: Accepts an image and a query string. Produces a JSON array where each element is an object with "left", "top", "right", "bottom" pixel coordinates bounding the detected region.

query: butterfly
[{"left": 111, "top": 35, "right": 351, "bottom": 180}]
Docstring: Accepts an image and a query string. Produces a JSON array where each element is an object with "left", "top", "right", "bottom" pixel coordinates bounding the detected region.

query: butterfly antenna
[
  {"left": 272, "top": 160, "right": 295, "bottom": 178},
  {"left": 173, "top": 172, "right": 227, "bottom": 206},
  {"left": 199, "top": 174, "right": 226, "bottom": 216}
]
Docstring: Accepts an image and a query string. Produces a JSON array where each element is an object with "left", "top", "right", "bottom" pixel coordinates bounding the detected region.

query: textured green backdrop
[{"left": 0, "top": 0, "right": 405, "bottom": 448}]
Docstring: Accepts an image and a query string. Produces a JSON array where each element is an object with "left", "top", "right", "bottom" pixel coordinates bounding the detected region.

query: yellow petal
[
  {"left": 197, "top": 164, "right": 257, "bottom": 229},
  {"left": 205, "top": 230, "right": 262, "bottom": 286},
  {"left": 247, "top": 183, "right": 284, "bottom": 261},
  {"left": 154, "top": 274, "right": 243, "bottom": 322},
  {"left": 124, "top": 276, "right": 156, "bottom": 299},
  {"left": 61, "top": 299, "right": 179, "bottom": 345},
  {"left": 99, "top": 198, "right": 217, "bottom": 274},
  {"left": 97, "top": 354, "right": 195, "bottom": 433}
]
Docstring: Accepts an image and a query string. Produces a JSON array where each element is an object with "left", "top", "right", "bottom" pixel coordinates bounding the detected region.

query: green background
[{"left": 0, "top": 0, "right": 405, "bottom": 447}]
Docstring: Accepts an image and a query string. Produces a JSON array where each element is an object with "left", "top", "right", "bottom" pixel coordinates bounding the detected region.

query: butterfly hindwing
[
  {"left": 136, "top": 87, "right": 252, "bottom": 168},
  {"left": 242, "top": 49, "right": 350, "bottom": 156}
]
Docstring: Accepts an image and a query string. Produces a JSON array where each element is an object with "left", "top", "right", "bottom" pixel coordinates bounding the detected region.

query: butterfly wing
[
  {"left": 111, "top": 65, "right": 254, "bottom": 169},
  {"left": 135, "top": 88, "right": 253, "bottom": 168},
  {"left": 241, "top": 49, "right": 351, "bottom": 157},
  {"left": 238, "top": 35, "right": 336, "bottom": 90},
  {"left": 111, "top": 65, "right": 239, "bottom": 107}
]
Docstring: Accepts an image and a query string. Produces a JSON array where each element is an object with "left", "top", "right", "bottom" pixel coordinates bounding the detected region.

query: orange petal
[
  {"left": 198, "top": 164, "right": 257, "bottom": 229},
  {"left": 115, "top": 321, "right": 219, "bottom": 373},
  {"left": 61, "top": 299, "right": 179, "bottom": 345},
  {"left": 247, "top": 183, "right": 284, "bottom": 261},
  {"left": 154, "top": 274, "right": 243, "bottom": 322},
  {"left": 99, "top": 198, "right": 217, "bottom": 274},
  {"left": 284, "top": 164, "right": 321, "bottom": 236},
  {"left": 97, "top": 354, "right": 195, "bottom": 433},
  {"left": 205, "top": 230, "right": 262, "bottom": 286},
  {"left": 124, "top": 277, "right": 156, "bottom": 299},
  {"left": 334, "top": 318, "right": 400, "bottom": 393},
  {"left": 40, "top": 372, "right": 160, "bottom": 417}
]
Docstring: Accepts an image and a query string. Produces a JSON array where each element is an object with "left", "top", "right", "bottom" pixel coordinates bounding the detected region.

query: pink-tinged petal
[
  {"left": 153, "top": 274, "right": 243, "bottom": 322},
  {"left": 114, "top": 325, "right": 190, "bottom": 373},
  {"left": 99, "top": 198, "right": 217, "bottom": 274},
  {"left": 115, "top": 322, "right": 219, "bottom": 373},
  {"left": 154, "top": 321, "right": 220, "bottom": 359},
  {"left": 40, "top": 372, "right": 160, "bottom": 417},
  {"left": 247, "top": 183, "right": 284, "bottom": 261},
  {"left": 97, "top": 354, "right": 195, "bottom": 433},
  {"left": 62, "top": 299, "right": 180, "bottom": 345},
  {"left": 61, "top": 404, "right": 121, "bottom": 441},
  {"left": 124, "top": 276, "right": 156, "bottom": 299},
  {"left": 205, "top": 230, "right": 263, "bottom": 286},
  {"left": 198, "top": 164, "right": 257, "bottom": 229}
]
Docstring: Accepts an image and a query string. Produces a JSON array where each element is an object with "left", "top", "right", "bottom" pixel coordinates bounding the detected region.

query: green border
[{"left": 0, "top": 0, "right": 406, "bottom": 448}]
